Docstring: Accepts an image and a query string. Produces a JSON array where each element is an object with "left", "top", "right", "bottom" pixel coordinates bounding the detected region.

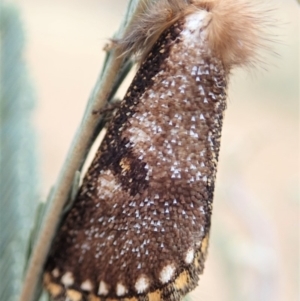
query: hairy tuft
[
  {"left": 200, "top": 0, "right": 273, "bottom": 69},
  {"left": 115, "top": 0, "right": 273, "bottom": 69}
]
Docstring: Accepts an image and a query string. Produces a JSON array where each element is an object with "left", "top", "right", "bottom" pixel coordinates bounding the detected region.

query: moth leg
[
  {"left": 92, "top": 99, "right": 121, "bottom": 124},
  {"left": 92, "top": 99, "right": 121, "bottom": 115}
]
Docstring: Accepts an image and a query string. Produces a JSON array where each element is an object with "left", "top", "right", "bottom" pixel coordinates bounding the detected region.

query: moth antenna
[{"left": 116, "top": 0, "right": 273, "bottom": 69}]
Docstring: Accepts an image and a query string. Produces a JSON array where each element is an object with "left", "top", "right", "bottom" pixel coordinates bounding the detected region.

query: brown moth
[{"left": 44, "top": 0, "right": 270, "bottom": 300}]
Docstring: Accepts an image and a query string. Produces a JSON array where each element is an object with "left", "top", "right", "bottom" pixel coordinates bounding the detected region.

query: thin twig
[{"left": 18, "top": 1, "right": 144, "bottom": 300}]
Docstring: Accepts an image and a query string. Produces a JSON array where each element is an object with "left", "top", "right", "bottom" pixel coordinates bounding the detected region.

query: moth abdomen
[{"left": 44, "top": 1, "right": 271, "bottom": 301}]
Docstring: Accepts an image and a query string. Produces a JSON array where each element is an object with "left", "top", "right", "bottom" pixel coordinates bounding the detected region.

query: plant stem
[{"left": 18, "top": 1, "right": 144, "bottom": 300}]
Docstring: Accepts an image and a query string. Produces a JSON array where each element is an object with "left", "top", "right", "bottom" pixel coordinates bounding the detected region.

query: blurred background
[{"left": 1, "top": 0, "right": 299, "bottom": 300}]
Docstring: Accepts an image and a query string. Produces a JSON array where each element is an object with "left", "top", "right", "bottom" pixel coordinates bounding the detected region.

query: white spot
[
  {"left": 97, "top": 170, "right": 121, "bottom": 199},
  {"left": 162, "top": 80, "right": 169, "bottom": 87},
  {"left": 159, "top": 264, "right": 176, "bottom": 284},
  {"left": 181, "top": 10, "right": 208, "bottom": 41},
  {"left": 191, "top": 66, "right": 197, "bottom": 75},
  {"left": 52, "top": 268, "right": 60, "bottom": 278},
  {"left": 199, "top": 85, "right": 205, "bottom": 95},
  {"left": 135, "top": 275, "right": 150, "bottom": 293},
  {"left": 61, "top": 272, "right": 74, "bottom": 287},
  {"left": 128, "top": 127, "right": 150, "bottom": 144},
  {"left": 98, "top": 281, "right": 109, "bottom": 296},
  {"left": 185, "top": 248, "right": 195, "bottom": 264},
  {"left": 116, "top": 282, "right": 128, "bottom": 296},
  {"left": 189, "top": 129, "right": 199, "bottom": 138},
  {"left": 80, "top": 279, "right": 93, "bottom": 291}
]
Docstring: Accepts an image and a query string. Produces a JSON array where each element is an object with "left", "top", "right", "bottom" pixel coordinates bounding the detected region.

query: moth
[{"left": 44, "top": 0, "right": 269, "bottom": 300}]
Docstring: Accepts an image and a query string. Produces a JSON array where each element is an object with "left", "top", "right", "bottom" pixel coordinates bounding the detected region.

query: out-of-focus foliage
[{"left": 0, "top": 3, "right": 39, "bottom": 301}]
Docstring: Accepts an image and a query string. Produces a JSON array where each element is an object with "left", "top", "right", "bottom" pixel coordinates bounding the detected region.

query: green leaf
[{"left": 0, "top": 3, "right": 39, "bottom": 301}]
